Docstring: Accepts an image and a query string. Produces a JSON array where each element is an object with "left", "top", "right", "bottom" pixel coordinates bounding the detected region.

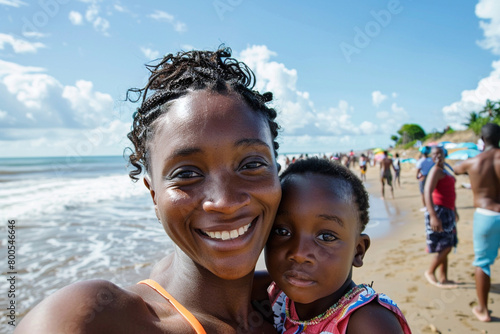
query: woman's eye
[
  {"left": 170, "top": 170, "right": 201, "bottom": 179},
  {"left": 273, "top": 227, "right": 290, "bottom": 237},
  {"left": 241, "top": 161, "right": 266, "bottom": 170},
  {"left": 317, "top": 233, "right": 336, "bottom": 242}
]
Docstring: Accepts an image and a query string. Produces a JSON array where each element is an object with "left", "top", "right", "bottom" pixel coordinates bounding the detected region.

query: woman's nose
[{"left": 202, "top": 173, "right": 251, "bottom": 214}]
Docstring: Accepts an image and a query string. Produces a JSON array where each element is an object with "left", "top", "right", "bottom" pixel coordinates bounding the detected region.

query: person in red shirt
[{"left": 423, "top": 146, "right": 459, "bottom": 289}]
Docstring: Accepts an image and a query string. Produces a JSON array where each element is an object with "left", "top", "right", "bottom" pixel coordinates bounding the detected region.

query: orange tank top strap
[{"left": 138, "top": 279, "right": 206, "bottom": 334}]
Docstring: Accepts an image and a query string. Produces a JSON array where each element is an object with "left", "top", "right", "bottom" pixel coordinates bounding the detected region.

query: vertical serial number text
[{"left": 7, "top": 219, "right": 17, "bottom": 326}]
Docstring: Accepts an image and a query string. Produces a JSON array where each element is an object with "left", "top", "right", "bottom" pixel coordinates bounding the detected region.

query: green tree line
[
  {"left": 390, "top": 99, "right": 500, "bottom": 149},
  {"left": 464, "top": 99, "right": 500, "bottom": 134}
]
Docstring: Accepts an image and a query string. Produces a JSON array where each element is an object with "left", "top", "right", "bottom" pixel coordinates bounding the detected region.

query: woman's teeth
[{"left": 205, "top": 222, "right": 251, "bottom": 240}]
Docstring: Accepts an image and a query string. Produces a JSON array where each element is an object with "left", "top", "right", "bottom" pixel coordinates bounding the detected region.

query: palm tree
[
  {"left": 481, "top": 99, "right": 500, "bottom": 119},
  {"left": 464, "top": 111, "right": 479, "bottom": 128}
]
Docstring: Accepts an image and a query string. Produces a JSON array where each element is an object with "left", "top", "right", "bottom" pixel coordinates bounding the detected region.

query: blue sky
[{"left": 1, "top": 0, "right": 499, "bottom": 157}]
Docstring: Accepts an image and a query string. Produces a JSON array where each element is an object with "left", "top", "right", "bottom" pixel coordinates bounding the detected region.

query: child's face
[
  {"left": 265, "top": 173, "right": 367, "bottom": 306},
  {"left": 145, "top": 90, "right": 281, "bottom": 280}
]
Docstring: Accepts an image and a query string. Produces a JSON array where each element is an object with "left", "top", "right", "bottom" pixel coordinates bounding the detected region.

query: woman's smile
[{"left": 199, "top": 219, "right": 254, "bottom": 241}]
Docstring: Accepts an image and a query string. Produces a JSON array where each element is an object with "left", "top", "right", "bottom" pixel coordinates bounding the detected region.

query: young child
[{"left": 260, "top": 158, "right": 411, "bottom": 333}]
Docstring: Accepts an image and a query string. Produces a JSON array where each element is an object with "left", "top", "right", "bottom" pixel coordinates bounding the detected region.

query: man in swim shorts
[
  {"left": 454, "top": 123, "right": 500, "bottom": 322},
  {"left": 380, "top": 150, "right": 396, "bottom": 199}
]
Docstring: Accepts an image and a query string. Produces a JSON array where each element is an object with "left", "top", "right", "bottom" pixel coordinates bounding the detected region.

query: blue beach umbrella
[
  {"left": 401, "top": 158, "right": 417, "bottom": 164},
  {"left": 447, "top": 149, "right": 481, "bottom": 160},
  {"left": 456, "top": 142, "right": 478, "bottom": 150}
]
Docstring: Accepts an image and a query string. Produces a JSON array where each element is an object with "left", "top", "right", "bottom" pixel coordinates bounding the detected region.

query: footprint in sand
[
  {"left": 407, "top": 285, "right": 418, "bottom": 293},
  {"left": 404, "top": 295, "right": 415, "bottom": 303},
  {"left": 421, "top": 324, "right": 441, "bottom": 333}
]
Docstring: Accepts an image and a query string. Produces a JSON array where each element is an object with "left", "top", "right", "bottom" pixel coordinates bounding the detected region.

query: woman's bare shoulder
[{"left": 15, "top": 279, "right": 158, "bottom": 334}]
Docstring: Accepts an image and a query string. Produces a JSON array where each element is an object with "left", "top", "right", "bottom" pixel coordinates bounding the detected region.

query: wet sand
[{"left": 353, "top": 163, "right": 500, "bottom": 333}]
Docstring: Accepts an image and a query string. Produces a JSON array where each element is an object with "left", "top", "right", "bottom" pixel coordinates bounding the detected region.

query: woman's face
[
  {"left": 431, "top": 147, "right": 444, "bottom": 166},
  {"left": 145, "top": 90, "right": 281, "bottom": 280}
]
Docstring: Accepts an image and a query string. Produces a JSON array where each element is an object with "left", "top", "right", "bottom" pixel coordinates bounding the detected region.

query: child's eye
[
  {"left": 317, "top": 233, "right": 336, "bottom": 242},
  {"left": 273, "top": 227, "right": 290, "bottom": 237}
]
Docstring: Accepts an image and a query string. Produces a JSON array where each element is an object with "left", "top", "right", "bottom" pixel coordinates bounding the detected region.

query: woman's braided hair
[{"left": 125, "top": 46, "right": 280, "bottom": 181}]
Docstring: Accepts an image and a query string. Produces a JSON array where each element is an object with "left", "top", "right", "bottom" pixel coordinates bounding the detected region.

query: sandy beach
[{"left": 350, "top": 161, "right": 500, "bottom": 333}]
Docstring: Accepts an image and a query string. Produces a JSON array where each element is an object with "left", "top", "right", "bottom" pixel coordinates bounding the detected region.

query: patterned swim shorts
[{"left": 425, "top": 205, "right": 457, "bottom": 253}]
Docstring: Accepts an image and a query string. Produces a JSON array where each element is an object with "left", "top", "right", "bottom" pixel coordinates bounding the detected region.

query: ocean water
[{"left": 0, "top": 155, "right": 396, "bottom": 331}]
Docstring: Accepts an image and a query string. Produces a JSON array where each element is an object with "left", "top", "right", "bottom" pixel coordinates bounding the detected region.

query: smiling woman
[{"left": 15, "top": 47, "right": 282, "bottom": 333}]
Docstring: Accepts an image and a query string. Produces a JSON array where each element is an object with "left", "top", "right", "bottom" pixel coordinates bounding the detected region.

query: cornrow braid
[{"left": 125, "top": 46, "right": 280, "bottom": 181}]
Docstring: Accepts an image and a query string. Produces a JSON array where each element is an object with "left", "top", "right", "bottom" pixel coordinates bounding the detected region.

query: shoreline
[{"left": 353, "top": 162, "right": 500, "bottom": 333}]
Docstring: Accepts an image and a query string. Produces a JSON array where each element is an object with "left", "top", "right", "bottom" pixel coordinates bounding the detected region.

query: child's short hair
[{"left": 280, "top": 157, "right": 370, "bottom": 232}]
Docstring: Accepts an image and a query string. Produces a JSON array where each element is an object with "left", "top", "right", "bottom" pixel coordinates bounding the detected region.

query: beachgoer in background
[
  {"left": 393, "top": 153, "right": 401, "bottom": 187},
  {"left": 255, "top": 158, "right": 411, "bottom": 333},
  {"left": 359, "top": 153, "right": 368, "bottom": 182},
  {"left": 368, "top": 151, "right": 375, "bottom": 167},
  {"left": 342, "top": 154, "right": 350, "bottom": 168},
  {"left": 454, "top": 123, "right": 500, "bottom": 322},
  {"left": 424, "top": 146, "right": 458, "bottom": 290},
  {"left": 416, "top": 147, "right": 434, "bottom": 211},
  {"left": 349, "top": 149, "right": 356, "bottom": 168},
  {"left": 380, "top": 150, "right": 396, "bottom": 199},
  {"left": 16, "top": 47, "right": 282, "bottom": 333}
]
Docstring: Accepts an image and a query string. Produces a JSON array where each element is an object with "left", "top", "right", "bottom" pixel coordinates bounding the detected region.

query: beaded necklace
[{"left": 285, "top": 284, "right": 365, "bottom": 326}]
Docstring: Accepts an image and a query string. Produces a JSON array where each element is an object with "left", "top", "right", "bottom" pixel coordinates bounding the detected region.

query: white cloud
[
  {"left": 0, "top": 59, "right": 44, "bottom": 76},
  {"left": 0, "top": 59, "right": 115, "bottom": 129},
  {"left": 114, "top": 4, "right": 125, "bottom": 12},
  {"left": 372, "top": 90, "right": 387, "bottom": 107},
  {"left": 140, "top": 47, "right": 160, "bottom": 60},
  {"left": 375, "top": 103, "right": 409, "bottom": 134},
  {"left": 443, "top": 60, "right": 500, "bottom": 129},
  {"left": 0, "top": 122, "right": 130, "bottom": 157},
  {"left": 22, "top": 31, "right": 49, "bottom": 38},
  {"left": 239, "top": 45, "right": 315, "bottom": 134},
  {"left": 181, "top": 44, "right": 195, "bottom": 51},
  {"left": 316, "top": 101, "right": 360, "bottom": 135},
  {"left": 476, "top": 0, "right": 500, "bottom": 54},
  {"left": 0, "top": 0, "right": 26, "bottom": 7},
  {"left": 392, "top": 92, "right": 398, "bottom": 98},
  {"left": 279, "top": 134, "right": 385, "bottom": 154},
  {"left": 0, "top": 33, "right": 46, "bottom": 53},
  {"left": 239, "top": 45, "right": 382, "bottom": 139},
  {"left": 359, "top": 121, "right": 378, "bottom": 135},
  {"left": 3, "top": 70, "right": 61, "bottom": 109},
  {"left": 0, "top": 59, "right": 131, "bottom": 157},
  {"left": 62, "top": 80, "right": 114, "bottom": 127},
  {"left": 391, "top": 102, "right": 406, "bottom": 115},
  {"left": 150, "top": 10, "right": 187, "bottom": 32},
  {"left": 85, "top": 4, "right": 110, "bottom": 35},
  {"left": 69, "top": 11, "right": 84, "bottom": 25},
  {"left": 441, "top": 0, "right": 500, "bottom": 129}
]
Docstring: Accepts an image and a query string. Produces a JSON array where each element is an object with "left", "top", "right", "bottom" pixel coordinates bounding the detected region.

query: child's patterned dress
[{"left": 268, "top": 282, "right": 412, "bottom": 334}]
